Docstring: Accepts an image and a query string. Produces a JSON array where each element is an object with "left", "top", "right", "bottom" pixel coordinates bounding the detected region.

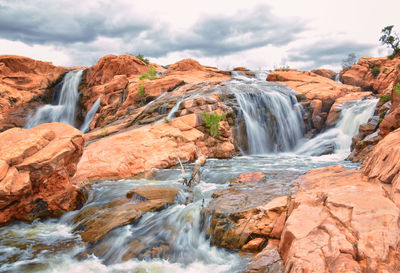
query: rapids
[{"left": 2, "top": 70, "right": 378, "bottom": 273}]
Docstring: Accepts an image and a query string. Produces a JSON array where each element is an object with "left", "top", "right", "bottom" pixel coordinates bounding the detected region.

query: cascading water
[
  {"left": 228, "top": 72, "right": 304, "bottom": 154},
  {"left": 296, "top": 98, "right": 379, "bottom": 157},
  {"left": 25, "top": 69, "right": 100, "bottom": 133},
  {"left": 25, "top": 70, "right": 83, "bottom": 128},
  {"left": 80, "top": 97, "right": 101, "bottom": 133}
]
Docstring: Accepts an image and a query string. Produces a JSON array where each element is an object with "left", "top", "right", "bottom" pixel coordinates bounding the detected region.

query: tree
[
  {"left": 342, "top": 53, "right": 357, "bottom": 69},
  {"left": 379, "top": 25, "right": 400, "bottom": 59}
]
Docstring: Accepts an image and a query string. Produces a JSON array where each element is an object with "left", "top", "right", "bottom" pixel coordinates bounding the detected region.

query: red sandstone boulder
[
  {"left": 279, "top": 165, "right": 400, "bottom": 272},
  {"left": 74, "top": 113, "right": 234, "bottom": 182},
  {"left": 339, "top": 56, "right": 400, "bottom": 94},
  {"left": 0, "top": 55, "right": 67, "bottom": 132},
  {"left": 311, "top": 68, "right": 336, "bottom": 80},
  {"left": 167, "top": 59, "right": 205, "bottom": 72},
  {"left": 0, "top": 122, "right": 86, "bottom": 224}
]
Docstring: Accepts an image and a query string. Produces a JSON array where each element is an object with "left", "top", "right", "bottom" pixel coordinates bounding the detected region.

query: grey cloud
[
  {"left": 0, "top": 1, "right": 309, "bottom": 65},
  {"left": 0, "top": 1, "right": 151, "bottom": 45},
  {"left": 130, "top": 5, "right": 308, "bottom": 58},
  {"left": 288, "top": 40, "right": 376, "bottom": 70}
]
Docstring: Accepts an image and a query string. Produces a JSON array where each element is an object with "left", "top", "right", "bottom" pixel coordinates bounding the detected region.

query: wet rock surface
[
  {"left": 0, "top": 122, "right": 86, "bottom": 224},
  {"left": 203, "top": 172, "right": 297, "bottom": 250},
  {"left": 73, "top": 185, "right": 179, "bottom": 243}
]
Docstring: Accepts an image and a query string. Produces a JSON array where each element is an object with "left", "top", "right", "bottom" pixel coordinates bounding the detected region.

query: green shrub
[
  {"left": 139, "top": 65, "right": 157, "bottom": 80},
  {"left": 202, "top": 111, "right": 226, "bottom": 137},
  {"left": 138, "top": 84, "right": 146, "bottom": 97},
  {"left": 164, "top": 117, "right": 170, "bottom": 123},
  {"left": 393, "top": 82, "right": 400, "bottom": 95},
  {"left": 371, "top": 66, "right": 381, "bottom": 77},
  {"left": 135, "top": 54, "right": 149, "bottom": 65},
  {"left": 380, "top": 94, "right": 391, "bottom": 104}
]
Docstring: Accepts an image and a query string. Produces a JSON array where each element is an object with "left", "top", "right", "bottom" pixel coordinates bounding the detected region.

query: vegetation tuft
[
  {"left": 139, "top": 65, "right": 157, "bottom": 80},
  {"left": 135, "top": 54, "right": 149, "bottom": 65},
  {"left": 380, "top": 94, "right": 391, "bottom": 104},
  {"left": 371, "top": 66, "right": 381, "bottom": 78},
  {"left": 202, "top": 111, "right": 226, "bottom": 137},
  {"left": 393, "top": 82, "right": 400, "bottom": 95}
]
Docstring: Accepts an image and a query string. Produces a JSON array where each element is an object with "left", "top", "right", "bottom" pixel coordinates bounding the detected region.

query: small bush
[
  {"left": 164, "top": 117, "right": 170, "bottom": 123},
  {"left": 135, "top": 54, "right": 149, "bottom": 65},
  {"left": 380, "top": 94, "right": 391, "bottom": 104},
  {"left": 138, "top": 84, "right": 146, "bottom": 97},
  {"left": 342, "top": 53, "right": 357, "bottom": 69},
  {"left": 371, "top": 66, "right": 381, "bottom": 78},
  {"left": 202, "top": 111, "right": 226, "bottom": 137},
  {"left": 393, "top": 82, "right": 400, "bottom": 95}
]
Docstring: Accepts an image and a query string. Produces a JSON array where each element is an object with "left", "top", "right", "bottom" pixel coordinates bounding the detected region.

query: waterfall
[
  {"left": 296, "top": 98, "right": 378, "bottom": 156},
  {"left": 80, "top": 97, "right": 101, "bottom": 133},
  {"left": 25, "top": 69, "right": 101, "bottom": 133},
  {"left": 229, "top": 72, "right": 304, "bottom": 154},
  {"left": 25, "top": 70, "right": 83, "bottom": 129}
]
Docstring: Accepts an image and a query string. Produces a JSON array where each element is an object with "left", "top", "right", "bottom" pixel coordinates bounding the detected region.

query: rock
[
  {"left": 311, "top": 68, "right": 337, "bottom": 80},
  {"left": 245, "top": 239, "right": 284, "bottom": 273},
  {"left": 74, "top": 113, "right": 234, "bottom": 182},
  {"left": 362, "top": 128, "right": 400, "bottom": 207},
  {"left": 0, "top": 123, "right": 86, "bottom": 224},
  {"left": 167, "top": 59, "right": 205, "bottom": 72},
  {"left": 231, "top": 172, "right": 266, "bottom": 184},
  {"left": 79, "top": 57, "right": 230, "bottom": 132},
  {"left": 280, "top": 165, "right": 400, "bottom": 272},
  {"left": 0, "top": 55, "right": 67, "bottom": 132},
  {"left": 233, "top": 67, "right": 249, "bottom": 71},
  {"left": 267, "top": 70, "right": 361, "bottom": 114},
  {"left": 339, "top": 56, "right": 400, "bottom": 94},
  {"left": 84, "top": 54, "right": 147, "bottom": 87},
  {"left": 73, "top": 186, "right": 179, "bottom": 243},
  {"left": 203, "top": 172, "right": 289, "bottom": 250},
  {"left": 242, "top": 238, "right": 267, "bottom": 252}
]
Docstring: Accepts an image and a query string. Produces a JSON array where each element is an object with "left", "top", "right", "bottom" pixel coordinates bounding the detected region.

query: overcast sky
[{"left": 0, "top": 0, "right": 398, "bottom": 71}]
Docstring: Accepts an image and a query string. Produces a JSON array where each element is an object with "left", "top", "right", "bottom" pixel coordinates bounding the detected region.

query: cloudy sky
[{"left": 0, "top": 0, "right": 398, "bottom": 71}]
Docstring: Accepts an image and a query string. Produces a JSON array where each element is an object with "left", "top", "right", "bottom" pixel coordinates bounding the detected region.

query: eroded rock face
[
  {"left": 79, "top": 56, "right": 231, "bottom": 131},
  {"left": 74, "top": 113, "right": 234, "bottom": 183},
  {"left": 339, "top": 56, "right": 400, "bottom": 94},
  {"left": 280, "top": 165, "right": 400, "bottom": 272},
  {"left": 0, "top": 122, "right": 86, "bottom": 224},
  {"left": 362, "top": 128, "right": 400, "bottom": 206},
  {"left": 0, "top": 55, "right": 67, "bottom": 132}
]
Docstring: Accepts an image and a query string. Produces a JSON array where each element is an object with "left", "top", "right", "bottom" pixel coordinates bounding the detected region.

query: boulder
[
  {"left": 203, "top": 171, "right": 289, "bottom": 250},
  {"left": 74, "top": 113, "right": 234, "bottom": 183},
  {"left": 0, "top": 123, "right": 86, "bottom": 224},
  {"left": 339, "top": 56, "right": 400, "bottom": 94},
  {"left": 167, "top": 59, "right": 205, "bottom": 72},
  {"left": 0, "top": 55, "right": 67, "bottom": 132},
  {"left": 73, "top": 186, "right": 179, "bottom": 243},
  {"left": 280, "top": 165, "right": 400, "bottom": 272},
  {"left": 245, "top": 239, "right": 284, "bottom": 273},
  {"left": 311, "top": 68, "right": 337, "bottom": 80}
]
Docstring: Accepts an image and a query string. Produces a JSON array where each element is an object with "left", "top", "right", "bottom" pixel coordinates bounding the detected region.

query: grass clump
[
  {"left": 380, "top": 94, "right": 391, "bottom": 104},
  {"left": 393, "top": 82, "right": 400, "bottom": 95},
  {"left": 202, "top": 111, "right": 226, "bottom": 137},
  {"left": 371, "top": 66, "right": 381, "bottom": 78},
  {"left": 135, "top": 54, "right": 149, "bottom": 65},
  {"left": 139, "top": 65, "right": 157, "bottom": 80}
]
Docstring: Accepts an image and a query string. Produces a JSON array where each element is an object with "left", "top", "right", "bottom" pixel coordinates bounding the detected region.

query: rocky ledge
[{"left": 0, "top": 122, "right": 86, "bottom": 224}]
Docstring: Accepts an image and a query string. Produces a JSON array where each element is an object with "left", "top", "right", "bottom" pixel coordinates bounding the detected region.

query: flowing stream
[{"left": 2, "top": 71, "right": 378, "bottom": 273}]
